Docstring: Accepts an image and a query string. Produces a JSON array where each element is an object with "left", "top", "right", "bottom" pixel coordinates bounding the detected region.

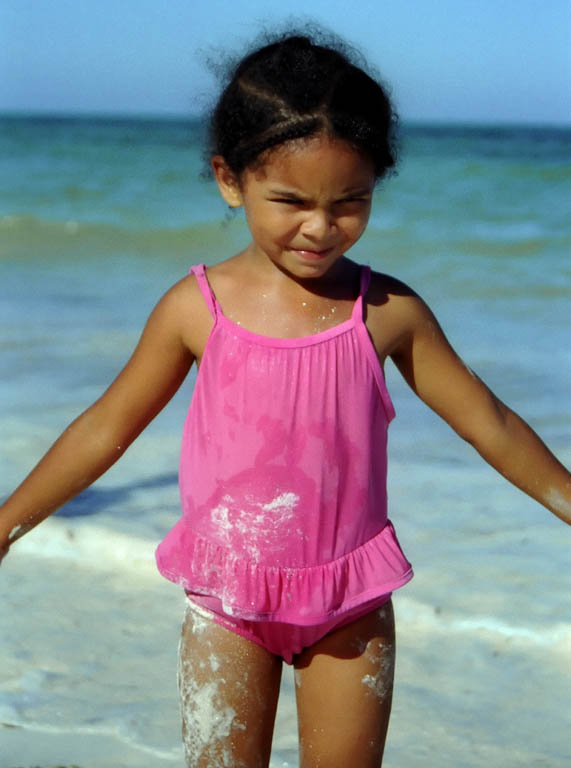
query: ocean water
[{"left": 1, "top": 116, "right": 570, "bottom": 767}]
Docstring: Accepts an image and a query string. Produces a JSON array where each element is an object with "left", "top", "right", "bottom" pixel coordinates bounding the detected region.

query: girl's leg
[
  {"left": 178, "top": 601, "right": 283, "bottom": 768},
  {"left": 293, "top": 600, "right": 395, "bottom": 768}
]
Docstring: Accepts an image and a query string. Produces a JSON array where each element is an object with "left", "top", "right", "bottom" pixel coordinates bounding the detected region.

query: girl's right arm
[{"left": 0, "top": 278, "right": 200, "bottom": 559}]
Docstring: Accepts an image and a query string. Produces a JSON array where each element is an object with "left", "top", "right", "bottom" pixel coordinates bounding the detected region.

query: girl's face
[{"left": 212, "top": 135, "right": 376, "bottom": 279}]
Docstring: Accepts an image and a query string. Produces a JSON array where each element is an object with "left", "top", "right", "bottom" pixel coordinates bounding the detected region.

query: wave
[
  {"left": 0, "top": 213, "right": 249, "bottom": 260},
  {"left": 0, "top": 716, "right": 181, "bottom": 763},
  {"left": 396, "top": 595, "right": 571, "bottom": 651},
  {"left": 10, "top": 520, "right": 570, "bottom": 651},
  {"left": 10, "top": 518, "right": 159, "bottom": 578}
]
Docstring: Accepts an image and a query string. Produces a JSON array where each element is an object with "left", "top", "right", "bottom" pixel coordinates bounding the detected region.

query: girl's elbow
[
  {"left": 70, "top": 404, "right": 133, "bottom": 466},
  {"left": 453, "top": 410, "right": 511, "bottom": 455}
]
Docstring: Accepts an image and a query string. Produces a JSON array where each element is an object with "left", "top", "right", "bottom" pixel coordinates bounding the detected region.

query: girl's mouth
[{"left": 291, "top": 248, "right": 334, "bottom": 261}]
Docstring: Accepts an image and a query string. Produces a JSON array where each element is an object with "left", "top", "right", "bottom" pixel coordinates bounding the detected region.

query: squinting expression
[{"left": 230, "top": 136, "right": 376, "bottom": 278}]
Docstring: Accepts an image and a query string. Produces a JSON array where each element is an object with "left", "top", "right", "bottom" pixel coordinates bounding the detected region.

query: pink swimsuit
[{"left": 156, "top": 264, "right": 413, "bottom": 662}]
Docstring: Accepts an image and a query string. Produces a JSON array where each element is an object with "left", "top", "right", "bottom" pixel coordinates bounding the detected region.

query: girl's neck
[
  {"left": 239, "top": 247, "right": 358, "bottom": 300},
  {"left": 208, "top": 252, "right": 362, "bottom": 339}
]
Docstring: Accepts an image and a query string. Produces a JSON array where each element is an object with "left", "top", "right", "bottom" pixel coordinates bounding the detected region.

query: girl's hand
[{"left": 382, "top": 283, "right": 570, "bottom": 524}]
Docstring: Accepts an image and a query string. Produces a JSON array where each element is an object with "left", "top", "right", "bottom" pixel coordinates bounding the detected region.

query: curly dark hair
[{"left": 206, "top": 29, "right": 398, "bottom": 181}]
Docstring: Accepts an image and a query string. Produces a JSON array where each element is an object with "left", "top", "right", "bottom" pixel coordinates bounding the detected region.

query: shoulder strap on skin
[
  {"left": 360, "top": 265, "right": 372, "bottom": 296},
  {"left": 351, "top": 265, "right": 371, "bottom": 321},
  {"left": 190, "top": 264, "right": 217, "bottom": 318}
]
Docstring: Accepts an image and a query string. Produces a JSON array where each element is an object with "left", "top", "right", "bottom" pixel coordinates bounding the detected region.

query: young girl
[{"left": 1, "top": 31, "right": 569, "bottom": 768}]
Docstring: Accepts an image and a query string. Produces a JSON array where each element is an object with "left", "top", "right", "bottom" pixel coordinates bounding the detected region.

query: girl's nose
[{"left": 300, "top": 209, "right": 334, "bottom": 239}]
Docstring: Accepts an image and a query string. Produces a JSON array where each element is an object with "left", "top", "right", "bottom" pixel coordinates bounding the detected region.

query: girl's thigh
[
  {"left": 293, "top": 600, "right": 395, "bottom": 768},
  {"left": 178, "top": 600, "right": 283, "bottom": 768}
]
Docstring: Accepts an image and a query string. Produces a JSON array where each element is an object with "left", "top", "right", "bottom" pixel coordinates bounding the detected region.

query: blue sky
[{"left": 1, "top": 0, "right": 570, "bottom": 124}]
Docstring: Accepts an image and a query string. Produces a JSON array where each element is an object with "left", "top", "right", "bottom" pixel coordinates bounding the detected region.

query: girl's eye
[{"left": 270, "top": 197, "right": 368, "bottom": 206}]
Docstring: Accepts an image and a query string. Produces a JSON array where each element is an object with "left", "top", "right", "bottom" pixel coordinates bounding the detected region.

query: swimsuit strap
[
  {"left": 190, "top": 264, "right": 217, "bottom": 318},
  {"left": 351, "top": 265, "right": 371, "bottom": 322}
]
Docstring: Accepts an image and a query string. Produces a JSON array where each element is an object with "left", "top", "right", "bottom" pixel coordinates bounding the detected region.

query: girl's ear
[{"left": 211, "top": 156, "right": 243, "bottom": 208}]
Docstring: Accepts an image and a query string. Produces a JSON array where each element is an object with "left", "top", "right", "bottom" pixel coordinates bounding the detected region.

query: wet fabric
[
  {"left": 185, "top": 592, "right": 393, "bottom": 664},
  {"left": 156, "top": 264, "right": 413, "bottom": 622}
]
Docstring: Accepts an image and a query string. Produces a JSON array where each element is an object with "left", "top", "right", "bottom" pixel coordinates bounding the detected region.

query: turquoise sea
[{"left": 1, "top": 116, "right": 570, "bottom": 767}]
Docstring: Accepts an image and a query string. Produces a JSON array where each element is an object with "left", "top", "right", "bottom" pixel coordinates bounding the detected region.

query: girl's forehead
[{"left": 246, "top": 136, "right": 375, "bottom": 192}]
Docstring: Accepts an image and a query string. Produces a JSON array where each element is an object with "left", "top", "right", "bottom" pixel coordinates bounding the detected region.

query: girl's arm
[
  {"left": 0, "top": 279, "right": 198, "bottom": 556},
  {"left": 389, "top": 294, "right": 571, "bottom": 525}
]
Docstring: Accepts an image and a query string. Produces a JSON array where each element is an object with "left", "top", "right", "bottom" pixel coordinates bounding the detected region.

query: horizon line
[{"left": 1, "top": 109, "right": 570, "bottom": 131}]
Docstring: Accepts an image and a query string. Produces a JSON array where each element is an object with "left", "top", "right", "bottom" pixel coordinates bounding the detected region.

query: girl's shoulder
[
  {"left": 163, "top": 259, "right": 239, "bottom": 314},
  {"left": 364, "top": 269, "right": 438, "bottom": 359},
  {"left": 153, "top": 269, "right": 218, "bottom": 359},
  {"left": 190, "top": 254, "right": 253, "bottom": 298},
  {"left": 166, "top": 256, "right": 256, "bottom": 356},
  {"left": 366, "top": 269, "right": 427, "bottom": 320},
  {"left": 159, "top": 269, "right": 209, "bottom": 317}
]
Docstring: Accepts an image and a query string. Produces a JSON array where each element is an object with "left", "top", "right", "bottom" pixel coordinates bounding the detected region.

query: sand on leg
[
  {"left": 293, "top": 600, "right": 395, "bottom": 768},
  {"left": 178, "top": 600, "right": 283, "bottom": 768}
]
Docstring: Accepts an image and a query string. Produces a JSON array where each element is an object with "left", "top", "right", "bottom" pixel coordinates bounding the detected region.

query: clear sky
[{"left": 1, "top": 0, "right": 570, "bottom": 125}]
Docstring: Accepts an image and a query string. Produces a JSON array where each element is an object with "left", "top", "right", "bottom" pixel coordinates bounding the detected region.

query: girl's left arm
[{"left": 389, "top": 295, "right": 571, "bottom": 525}]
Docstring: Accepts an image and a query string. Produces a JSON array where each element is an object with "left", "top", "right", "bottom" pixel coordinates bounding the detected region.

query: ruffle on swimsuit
[
  {"left": 158, "top": 519, "right": 411, "bottom": 623},
  {"left": 155, "top": 263, "right": 413, "bottom": 623}
]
